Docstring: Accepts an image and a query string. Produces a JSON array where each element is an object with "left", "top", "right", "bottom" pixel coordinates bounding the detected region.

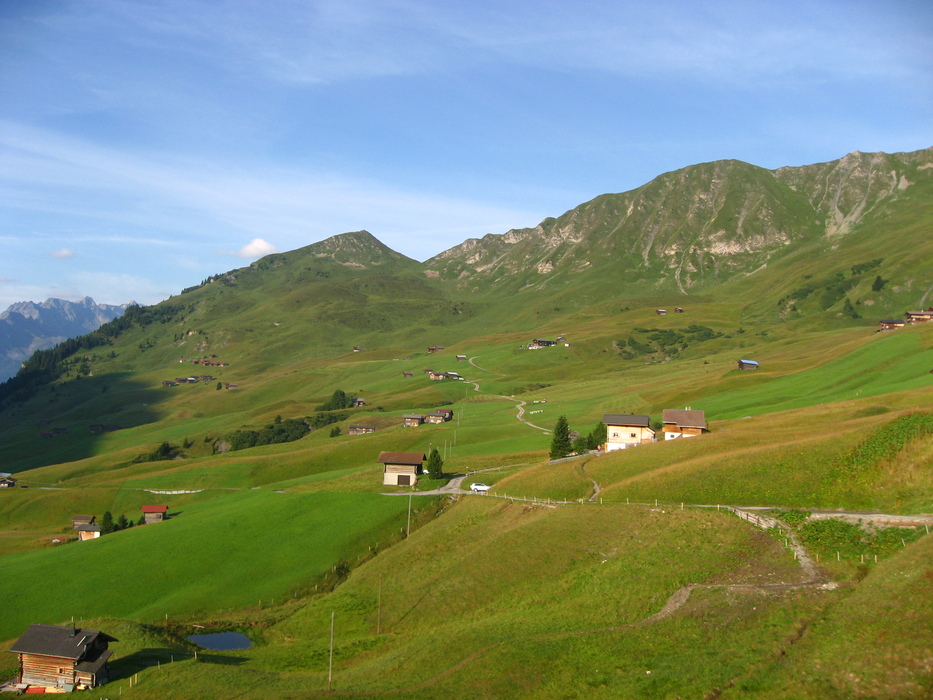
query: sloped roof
[
  {"left": 402, "top": 414, "right": 424, "bottom": 420},
  {"left": 76, "top": 649, "right": 112, "bottom": 674},
  {"left": 602, "top": 414, "right": 651, "bottom": 428},
  {"left": 141, "top": 505, "right": 168, "bottom": 514},
  {"left": 9, "top": 624, "right": 117, "bottom": 659},
  {"left": 378, "top": 451, "right": 426, "bottom": 465},
  {"left": 662, "top": 409, "right": 707, "bottom": 429}
]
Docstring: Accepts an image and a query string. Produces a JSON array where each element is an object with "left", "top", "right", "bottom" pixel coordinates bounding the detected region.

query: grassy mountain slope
[{"left": 0, "top": 148, "right": 932, "bottom": 697}]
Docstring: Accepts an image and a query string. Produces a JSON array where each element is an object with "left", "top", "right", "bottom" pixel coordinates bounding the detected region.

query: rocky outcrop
[{"left": 424, "top": 148, "right": 933, "bottom": 293}]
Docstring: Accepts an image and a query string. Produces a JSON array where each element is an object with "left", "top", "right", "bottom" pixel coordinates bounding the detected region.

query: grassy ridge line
[{"left": 0, "top": 489, "right": 417, "bottom": 643}]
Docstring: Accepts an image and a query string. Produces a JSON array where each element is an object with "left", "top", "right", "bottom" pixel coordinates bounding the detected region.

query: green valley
[{"left": 1, "top": 148, "right": 932, "bottom": 698}]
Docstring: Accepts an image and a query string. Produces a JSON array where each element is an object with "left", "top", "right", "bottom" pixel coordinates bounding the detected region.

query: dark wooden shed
[{"left": 8, "top": 623, "right": 117, "bottom": 691}]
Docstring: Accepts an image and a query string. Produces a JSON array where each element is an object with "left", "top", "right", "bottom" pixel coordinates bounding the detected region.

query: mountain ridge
[
  {"left": 0, "top": 297, "right": 132, "bottom": 382},
  {"left": 425, "top": 147, "right": 933, "bottom": 296}
]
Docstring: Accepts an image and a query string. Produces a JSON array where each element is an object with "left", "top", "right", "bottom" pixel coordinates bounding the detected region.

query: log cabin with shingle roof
[{"left": 8, "top": 623, "right": 117, "bottom": 691}]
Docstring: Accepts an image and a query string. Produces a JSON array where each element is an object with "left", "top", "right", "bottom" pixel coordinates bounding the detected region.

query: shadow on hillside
[
  {"left": 111, "top": 648, "right": 248, "bottom": 678},
  {"left": 0, "top": 370, "right": 179, "bottom": 473}
]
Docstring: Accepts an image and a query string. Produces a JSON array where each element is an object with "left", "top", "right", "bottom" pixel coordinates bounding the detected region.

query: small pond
[{"left": 187, "top": 631, "right": 253, "bottom": 650}]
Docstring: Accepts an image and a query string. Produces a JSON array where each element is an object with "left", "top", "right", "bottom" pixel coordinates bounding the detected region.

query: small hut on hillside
[
  {"left": 141, "top": 505, "right": 168, "bottom": 524},
  {"left": 379, "top": 451, "right": 426, "bottom": 487},
  {"left": 7, "top": 623, "right": 117, "bottom": 691}
]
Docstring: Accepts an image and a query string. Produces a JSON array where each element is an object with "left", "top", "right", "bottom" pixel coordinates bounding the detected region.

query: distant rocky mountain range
[{"left": 0, "top": 297, "right": 133, "bottom": 381}]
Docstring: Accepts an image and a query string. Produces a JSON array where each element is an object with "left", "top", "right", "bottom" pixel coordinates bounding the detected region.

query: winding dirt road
[{"left": 467, "top": 356, "right": 550, "bottom": 433}]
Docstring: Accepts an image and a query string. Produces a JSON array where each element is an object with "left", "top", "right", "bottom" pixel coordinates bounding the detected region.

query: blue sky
[{"left": 1, "top": 0, "right": 930, "bottom": 306}]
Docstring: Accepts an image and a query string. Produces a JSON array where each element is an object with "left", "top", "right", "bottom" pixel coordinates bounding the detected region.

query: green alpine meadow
[{"left": 1, "top": 148, "right": 932, "bottom": 698}]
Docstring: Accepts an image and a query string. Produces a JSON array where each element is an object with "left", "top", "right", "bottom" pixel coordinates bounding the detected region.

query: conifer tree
[
  {"left": 587, "top": 421, "right": 607, "bottom": 450},
  {"left": 426, "top": 447, "right": 444, "bottom": 479},
  {"left": 550, "top": 415, "right": 572, "bottom": 460},
  {"left": 100, "top": 511, "right": 115, "bottom": 535}
]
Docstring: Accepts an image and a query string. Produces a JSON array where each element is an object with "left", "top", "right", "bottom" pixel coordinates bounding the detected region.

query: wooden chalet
[
  {"left": 0, "top": 476, "right": 16, "bottom": 488},
  {"left": 424, "top": 411, "right": 447, "bottom": 424},
  {"left": 351, "top": 398, "right": 366, "bottom": 407},
  {"left": 662, "top": 409, "right": 709, "bottom": 440},
  {"left": 674, "top": 307, "right": 685, "bottom": 313},
  {"left": 72, "top": 515, "right": 95, "bottom": 530},
  {"left": 879, "top": 319, "right": 906, "bottom": 331},
  {"left": 427, "top": 345, "right": 445, "bottom": 352},
  {"left": 8, "top": 623, "right": 117, "bottom": 691},
  {"left": 602, "top": 414, "right": 655, "bottom": 452},
  {"left": 737, "top": 359, "right": 759, "bottom": 370},
  {"left": 141, "top": 505, "right": 168, "bottom": 524},
  {"left": 456, "top": 354, "right": 467, "bottom": 361},
  {"left": 76, "top": 524, "right": 101, "bottom": 541},
  {"left": 402, "top": 414, "right": 424, "bottom": 427},
  {"left": 905, "top": 307, "right": 933, "bottom": 323},
  {"left": 436, "top": 408, "right": 454, "bottom": 421},
  {"left": 656, "top": 309, "right": 667, "bottom": 315},
  {"left": 402, "top": 371, "right": 414, "bottom": 378},
  {"left": 348, "top": 424, "right": 376, "bottom": 436},
  {"left": 379, "top": 451, "right": 426, "bottom": 487},
  {"left": 429, "top": 371, "right": 446, "bottom": 381}
]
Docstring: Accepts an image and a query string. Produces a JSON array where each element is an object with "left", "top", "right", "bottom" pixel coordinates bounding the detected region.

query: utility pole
[
  {"left": 328, "top": 612, "right": 335, "bottom": 691},
  {"left": 377, "top": 574, "right": 382, "bottom": 635},
  {"left": 407, "top": 493, "right": 412, "bottom": 537}
]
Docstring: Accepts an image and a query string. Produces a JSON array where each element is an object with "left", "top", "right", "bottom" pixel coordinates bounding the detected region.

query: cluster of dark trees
[
  {"left": 99, "top": 510, "right": 143, "bottom": 534},
  {"left": 316, "top": 389, "right": 354, "bottom": 412},
  {"left": 133, "top": 441, "right": 182, "bottom": 463},
  {"left": 549, "top": 416, "right": 606, "bottom": 460},
  {"left": 617, "top": 325, "right": 723, "bottom": 360},
  {"left": 0, "top": 301, "right": 195, "bottom": 408},
  {"left": 217, "top": 415, "right": 310, "bottom": 452}
]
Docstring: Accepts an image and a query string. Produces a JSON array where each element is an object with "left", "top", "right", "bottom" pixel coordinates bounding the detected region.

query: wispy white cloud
[
  {"left": 0, "top": 120, "right": 540, "bottom": 262},
  {"left": 49, "top": 248, "right": 75, "bottom": 259},
  {"left": 225, "top": 238, "right": 278, "bottom": 259},
  {"left": 95, "top": 0, "right": 929, "bottom": 89}
]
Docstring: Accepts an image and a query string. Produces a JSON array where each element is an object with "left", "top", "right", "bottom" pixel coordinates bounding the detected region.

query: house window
[
  {"left": 611, "top": 432, "right": 619, "bottom": 438},
  {"left": 630, "top": 433, "right": 637, "bottom": 438}
]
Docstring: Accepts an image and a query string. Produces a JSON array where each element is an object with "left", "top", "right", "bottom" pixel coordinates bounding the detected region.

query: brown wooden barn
[
  {"left": 141, "top": 505, "right": 168, "bottom": 524},
  {"left": 379, "top": 451, "right": 426, "bottom": 487},
  {"left": 662, "top": 409, "right": 709, "bottom": 440},
  {"left": 7, "top": 623, "right": 117, "bottom": 691}
]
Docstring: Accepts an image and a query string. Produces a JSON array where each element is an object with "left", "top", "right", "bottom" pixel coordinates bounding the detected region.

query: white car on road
[{"left": 469, "top": 482, "right": 491, "bottom": 492}]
